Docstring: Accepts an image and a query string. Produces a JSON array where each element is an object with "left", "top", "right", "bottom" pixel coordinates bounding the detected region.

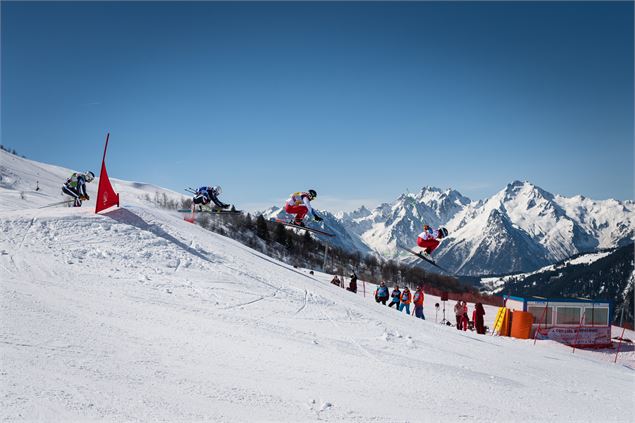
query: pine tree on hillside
[
  {"left": 255, "top": 215, "right": 269, "bottom": 241},
  {"left": 274, "top": 224, "right": 287, "bottom": 246},
  {"left": 243, "top": 213, "right": 254, "bottom": 230},
  {"left": 181, "top": 198, "right": 192, "bottom": 209},
  {"left": 301, "top": 230, "right": 314, "bottom": 250}
]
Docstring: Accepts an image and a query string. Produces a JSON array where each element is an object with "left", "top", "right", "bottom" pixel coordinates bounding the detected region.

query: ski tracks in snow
[
  {"left": 306, "top": 290, "right": 382, "bottom": 364},
  {"left": 294, "top": 289, "right": 309, "bottom": 315},
  {"left": 16, "top": 216, "right": 37, "bottom": 251}
]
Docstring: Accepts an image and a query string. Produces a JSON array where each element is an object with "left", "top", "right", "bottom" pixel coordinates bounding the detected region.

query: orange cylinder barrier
[{"left": 511, "top": 311, "right": 534, "bottom": 339}]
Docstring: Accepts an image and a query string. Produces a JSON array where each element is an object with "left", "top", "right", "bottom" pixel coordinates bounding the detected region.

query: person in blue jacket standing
[
  {"left": 375, "top": 281, "right": 390, "bottom": 305},
  {"left": 388, "top": 285, "right": 401, "bottom": 309}
]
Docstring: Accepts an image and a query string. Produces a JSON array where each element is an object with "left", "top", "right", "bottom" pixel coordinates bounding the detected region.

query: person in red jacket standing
[
  {"left": 474, "top": 302, "right": 486, "bottom": 334},
  {"left": 413, "top": 286, "right": 425, "bottom": 320},
  {"left": 461, "top": 301, "right": 469, "bottom": 331}
]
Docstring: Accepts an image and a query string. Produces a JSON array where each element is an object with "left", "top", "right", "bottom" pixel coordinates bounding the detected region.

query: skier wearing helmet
[
  {"left": 62, "top": 171, "right": 94, "bottom": 207},
  {"left": 284, "top": 189, "right": 322, "bottom": 227},
  {"left": 192, "top": 185, "right": 230, "bottom": 212},
  {"left": 416, "top": 224, "right": 449, "bottom": 258}
]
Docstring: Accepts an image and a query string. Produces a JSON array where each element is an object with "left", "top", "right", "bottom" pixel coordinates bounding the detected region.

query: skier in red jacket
[
  {"left": 284, "top": 190, "right": 322, "bottom": 226},
  {"left": 417, "top": 224, "right": 449, "bottom": 258}
]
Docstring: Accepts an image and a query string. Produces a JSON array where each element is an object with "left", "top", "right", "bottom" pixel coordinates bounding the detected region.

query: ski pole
[{"left": 614, "top": 326, "right": 626, "bottom": 363}]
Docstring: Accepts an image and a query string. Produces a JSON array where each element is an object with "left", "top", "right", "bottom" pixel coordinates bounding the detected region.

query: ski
[
  {"left": 397, "top": 244, "right": 454, "bottom": 275},
  {"left": 177, "top": 208, "right": 242, "bottom": 214},
  {"left": 38, "top": 199, "right": 74, "bottom": 209},
  {"left": 269, "top": 218, "right": 335, "bottom": 237}
]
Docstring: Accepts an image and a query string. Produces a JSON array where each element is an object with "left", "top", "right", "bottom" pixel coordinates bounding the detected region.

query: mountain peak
[
  {"left": 419, "top": 186, "right": 442, "bottom": 195},
  {"left": 502, "top": 180, "right": 554, "bottom": 202},
  {"left": 505, "top": 180, "right": 533, "bottom": 193},
  {"left": 345, "top": 205, "right": 372, "bottom": 219}
]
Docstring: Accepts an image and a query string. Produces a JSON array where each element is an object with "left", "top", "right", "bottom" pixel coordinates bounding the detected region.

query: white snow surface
[{"left": 1, "top": 151, "right": 634, "bottom": 422}]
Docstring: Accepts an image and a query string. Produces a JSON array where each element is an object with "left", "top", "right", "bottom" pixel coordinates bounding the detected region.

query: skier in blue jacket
[
  {"left": 192, "top": 186, "right": 230, "bottom": 212},
  {"left": 62, "top": 171, "right": 94, "bottom": 207}
]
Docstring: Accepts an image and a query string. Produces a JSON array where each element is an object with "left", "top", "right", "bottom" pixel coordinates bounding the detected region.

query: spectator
[
  {"left": 462, "top": 301, "right": 469, "bottom": 331},
  {"left": 375, "top": 282, "right": 389, "bottom": 305},
  {"left": 454, "top": 301, "right": 463, "bottom": 330},
  {"left": 399, "top": 287, "right": 412, "bottom": 314},
  {"left": 474, "top": 302, "right": 486, "bottom": 334},
  {"left": 413, "top": 286, "right": 425, "bottom": 320},
  {"left": 347, "top": 272, "right": 358, "bottom": 293},
  {"left": 388, "top": 285, "right": 401, "bottom": 309},
  {"left": 330, "top": 276, "right": 341, "bottom": 287}
]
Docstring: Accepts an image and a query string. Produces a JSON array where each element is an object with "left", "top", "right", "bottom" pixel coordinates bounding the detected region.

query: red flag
[{"left": 95, "top": 133, "right": 120, "bottom": 213}]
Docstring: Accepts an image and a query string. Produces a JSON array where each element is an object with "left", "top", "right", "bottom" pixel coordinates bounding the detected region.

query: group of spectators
[
  {"left": 454, "top": 300, "right": 486, "bottom": 334},
  {"left": 328, "top": 273, "right": 487, "bottom": 335},
  {"left": 374, "top": 282, "right": 426, "bottom": 320},
  {"left": 331, "top": 272, "right": 358, "bottom": 293}
]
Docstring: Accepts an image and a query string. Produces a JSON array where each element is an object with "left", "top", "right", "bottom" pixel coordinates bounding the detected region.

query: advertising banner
[{"left": 535, "top": 326, "right": 611, "bottom": 347}]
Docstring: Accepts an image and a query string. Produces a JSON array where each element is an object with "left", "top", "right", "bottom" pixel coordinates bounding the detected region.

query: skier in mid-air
[
  {"left": 191, "top": 185, "right": 230, "bottom": 212},
  {"left": 62, "top": 171, "right": 94, "bottom": 207},
  {"left": 284, "top": 189, "right": 322, "bottom": 227},
  {"left": 416, "top": 224, "right": 449, "bottom": 259}
]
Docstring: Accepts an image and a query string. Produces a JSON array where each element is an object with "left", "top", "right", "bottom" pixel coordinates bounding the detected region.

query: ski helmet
[
  {"left": 85, "top": 171, "right": 95, "bottom": 182},
  {"left": 438, "top": 227, "right": 449, "bottom": 238},
  {"left": 308, "top": 189, "right": 317, "bottom": 200},
  {"left": 212, "top": 185, "right": 222, "bottom": 195}
]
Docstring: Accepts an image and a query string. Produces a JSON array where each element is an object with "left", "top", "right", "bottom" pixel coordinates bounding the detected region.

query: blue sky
[{"left": 2, "top": 1, "right": 633, "bottom": 211}]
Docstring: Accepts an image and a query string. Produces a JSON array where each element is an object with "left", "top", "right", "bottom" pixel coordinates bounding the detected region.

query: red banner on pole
[{"left": 95, "top": 133, "right": 120, "bottom": 214}]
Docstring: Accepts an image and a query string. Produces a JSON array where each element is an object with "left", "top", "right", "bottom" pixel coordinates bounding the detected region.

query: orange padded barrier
[{"left": 511, "top": 311, "right": 534, "bottom": 339}]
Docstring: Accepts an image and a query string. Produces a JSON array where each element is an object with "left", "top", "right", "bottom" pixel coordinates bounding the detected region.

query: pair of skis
[
  {"left": 177, "top": 208, "right": 241, "bottom": 214},
  {"left": 269, "top": 218, "right": 335, "bottom": 237},
  {"left": 179, "top": 208, "right": 242, "bottom": 224},
  {"left": 397, "top": 244, "right": 454, "bottom": 275},
  {"left": 182, "top": 187, "right": 241, "bottom": 222}
]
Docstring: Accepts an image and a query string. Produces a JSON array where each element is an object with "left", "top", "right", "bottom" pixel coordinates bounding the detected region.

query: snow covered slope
[
  {"left": 0, "top": 149, "right": 188, "bottom": 211},
  {"left": 1, "top": 151, "right": 634, "bottom": 421}
]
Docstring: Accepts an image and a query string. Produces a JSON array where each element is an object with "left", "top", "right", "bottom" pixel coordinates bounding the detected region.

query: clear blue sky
[{"left": 2, "top": 1, "right": 633, "bottom": 211}]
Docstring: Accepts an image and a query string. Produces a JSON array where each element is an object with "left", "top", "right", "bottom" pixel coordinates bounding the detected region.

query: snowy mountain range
[{"left": 266, "top": 183, "right": 634, "bottom": 276}]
